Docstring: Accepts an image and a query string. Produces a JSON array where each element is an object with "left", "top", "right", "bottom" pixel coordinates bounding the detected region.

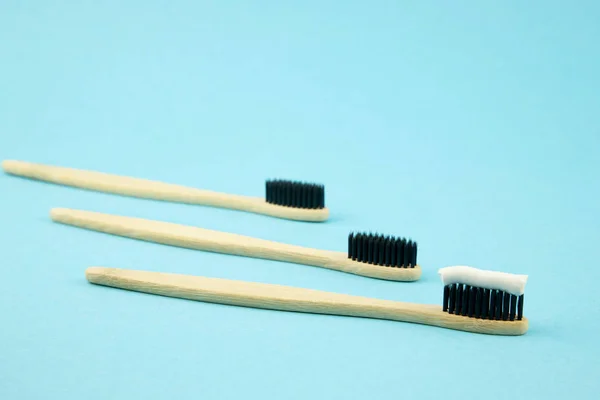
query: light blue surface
[{"left": 1, "top": 1, "right": 599, "bottom": 399}]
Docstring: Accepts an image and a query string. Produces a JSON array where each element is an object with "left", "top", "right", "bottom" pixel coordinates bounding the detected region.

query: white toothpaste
[{"left": 438, "top": 265, "right": 528, "bottom": 296}]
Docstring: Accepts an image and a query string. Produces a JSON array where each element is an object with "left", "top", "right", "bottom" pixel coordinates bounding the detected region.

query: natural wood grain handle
[
  {"left": 86, "top": 267, "right": 528, "bottom": 335},
  {"left": 51, "top": 208, "right": 421, "bottom": 281},
  {"left": 2, "top": 160, "right": 329, "bottom": 222}
]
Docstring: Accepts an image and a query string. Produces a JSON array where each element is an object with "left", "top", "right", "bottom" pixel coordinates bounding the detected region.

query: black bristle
[
  {"left": 384, "top": 238, "right": 392, "bottom": 266},
  {"left": 281, "top": 183, "right": 288, "bottom": 205},
  {"left": 456, "top": 284, "right": 464, "bottom": 315},
  {"left": 367, "top": 234, "right": 375, "bottom": 264},
  {"left": 482, "top": 289, "right": 490, "bottom": 319},
  {"left": 467, "top": 286, "right": 475, "bottom": 317},
  {"left": 284, "top": 183, "right": 292, "bottom": 206},
  {"left": 276, "top": 182, "right": 284, "bottom": 205},
  {"left": 377, "top": 235, "right": 385, "bottom": 266},
  {"left": 517, "top": 294, "right": 524, "bottom": 320},
  {"left": 289, "top": 184, "right": 296, "bottom": 207},
  {"left": 443, "top": 285, "right": 450, "bottom": 311},
  {"left": 355, "top": 234, "right": 363, "bottom": 262},
  {"left": 489, "top": 290, "right": 497, "bottom": 319},
  {"left": 277, "top": 182, "right": 285, "bottom": 206},
  {"left": 461, "top": 285, "right": 469, "bottom": 316},
  {"left": 304, "top": 184, "right": 313, "bottom": 208},
  {"left": 502, "top": 293, "right": 510, "bottom": 321},
  {"left": 372, "top": 236, "right": 380, "bottom": 265},
  {"left": 362, "top": 234, "right": 369, "bottom": 262},
  {"left": 319, "top": 185, "right": 325, "bottom": 208},
  {"left": 266, "top": 181, "right": 271, "bottom": 202},
  {"left": 509, "top": 294, "right": 517, "bottom": 321},
  {"left": 347, "top": 232, "right": 417, "bottom": 268},
  {"left": 396, "top": 239, "right": 404, "bottom": 268},
  {"left": 270, "top": 181, "right": 278, "bottom": 204},
  {"left": 301, "top": 184, "right": 309, "bottom": 207},
  {"left": 311, "top": 185, "right": 319, "bottom": 208},
  {"left": 495, "top": 291, "right": 503, "bottom": 320},
  {"left": 370, "top": 235, "right": 378, "bottom": 265},
  {"left": 377, "top": 237, "right": 385, "bottom": 266},
  {"left": 402, "top": 240, "right": 412, "bottom": 268},
  {"left": 348, "top": 233, "right": 353, "bottom": 259},
  {"left": 294, "top": 185, "right": 302, "bottom": 208},
  {"left": 375, "top": 234, "right": 382, "bottom": 264},
  {"left": 411, "top": 242, "right": 417, "bottom": 267},
  {"left": 474, "top": 288, "right": 482, "bottom": 318},
  {"left": 449, "top": 284, "right": 457, "bottom": 314},
  {"left": 288, "top": 183, "right": 295, "bottom": 207},
  {"left": 265, "top": 180, "right": 325, "bottom": 209}
]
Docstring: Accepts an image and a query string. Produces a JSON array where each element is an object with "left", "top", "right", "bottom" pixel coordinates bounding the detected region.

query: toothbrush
[
  {"left": 2, "top": 160, "right": 328, "bottom": 222},
  {"left": 50, "top": 208, "right": 422, "bottom": 281},
  {"left": 85, "top": 265, "right": 528, "bottom": 335}
]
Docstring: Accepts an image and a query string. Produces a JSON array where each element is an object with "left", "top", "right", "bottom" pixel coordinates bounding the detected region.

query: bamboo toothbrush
[
  {"left": 50, "top": 208, "right": 422, "bottom": 281},
  {"left": 2, "top": 160, "right": 328, "bottom": 222},
  {"left": 85, "top": 265, "right": 528, "bottom": 335}
]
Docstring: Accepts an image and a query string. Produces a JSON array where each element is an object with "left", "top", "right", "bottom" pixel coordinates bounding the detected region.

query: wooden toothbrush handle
[
  {"left": 86, "top": 267, "right": 528, "bottom": 335},
  {"left": 3, "top": 160, "right": 253, "bottom": 207},
  {"left": 51, "top": 207, "right": 338, "bottom": 266},
  {"left": 51, "top": 208, "right": 420, "bottom": 281},
  {"left": 2, "top": 160, "right": 328, "bottom": 222}
]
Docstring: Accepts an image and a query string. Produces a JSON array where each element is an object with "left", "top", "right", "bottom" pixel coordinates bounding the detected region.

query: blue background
[{"left": 1, "top": 1, "right": 599, "bottom": 399}]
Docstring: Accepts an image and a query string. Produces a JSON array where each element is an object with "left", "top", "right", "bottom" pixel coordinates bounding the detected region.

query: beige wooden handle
[
  {"left": 2, "top": 160, "right": 328, "bottom": 222},
  {"left": 86, "top": 267, "right": 528, "bottom": 335},
  {"left": 51, "top": 208, "right": 421, "bottom": 281}
]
